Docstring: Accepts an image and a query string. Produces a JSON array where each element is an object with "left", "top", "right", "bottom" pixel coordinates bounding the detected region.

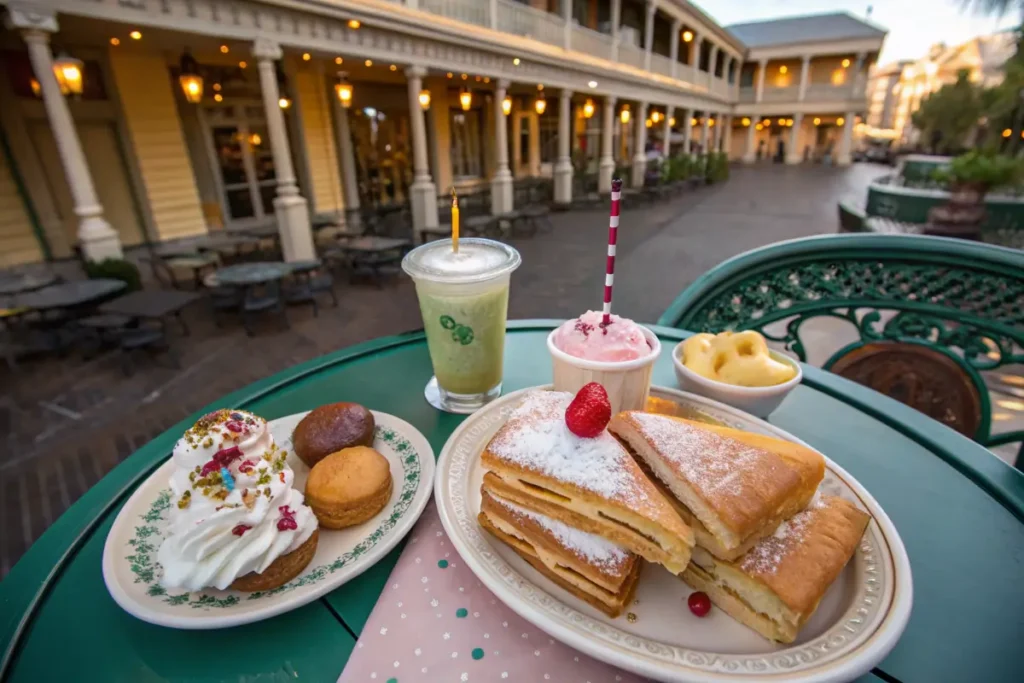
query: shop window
[{"left": 450, "top": 109, "right": 483, "bottom": 180}]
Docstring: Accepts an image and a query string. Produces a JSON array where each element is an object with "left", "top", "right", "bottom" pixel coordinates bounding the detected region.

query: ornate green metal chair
[{"left": 658, "top": 234, "right": 1024, "bottom": 467}]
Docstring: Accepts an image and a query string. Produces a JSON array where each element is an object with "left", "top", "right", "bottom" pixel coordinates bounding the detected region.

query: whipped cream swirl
[{"left": 157, "top": 409, "right": 317, "bottom": 591}]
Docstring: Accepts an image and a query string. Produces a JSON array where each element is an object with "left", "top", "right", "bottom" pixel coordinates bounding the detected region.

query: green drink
[{"left": 402, "top": 238, "right": 521, "bottom": 414}]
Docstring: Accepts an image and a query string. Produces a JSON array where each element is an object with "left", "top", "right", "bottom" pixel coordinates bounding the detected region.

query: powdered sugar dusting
[
  {"left": 629, "top": 413, "right": 770, "bottom": 500},
  {"left": 493, "top": 495, "right": 630, "bottom": 572},
  {"left": 739, "top": 491, "right": 825, "bottom": 575},
  {"left": 488, "top": 391, "right": 647, "bottom": 506}
]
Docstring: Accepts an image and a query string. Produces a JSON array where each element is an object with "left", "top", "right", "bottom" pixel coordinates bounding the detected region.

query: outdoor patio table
[
  {"left": 100, "top": 290, "right": 203, "bottom": 334},
  {"left": 0, "top": 272, "right": 58, "bottom": 297},
  {"left": 8, "top": 278, "right": 126, "bottom": 312},
  {"left": 335, "top": 236, "right": 411, "bottom": 253},
  {"left": 210, "top": 261, "right": 293, "bottom": 287},
  {"left": 1, "top": 321, "right": 1021, "bottom": 682}
]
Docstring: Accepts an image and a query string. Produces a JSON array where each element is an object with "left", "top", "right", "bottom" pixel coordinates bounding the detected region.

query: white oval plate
[
  {"left": 103, "top": 410, "right": 435, "bottom": 629},
  {"left": 435, "top": 386, "right": 913, "bottom": 683}
]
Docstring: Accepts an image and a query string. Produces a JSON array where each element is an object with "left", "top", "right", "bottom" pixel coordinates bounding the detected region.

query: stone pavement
[{"left": 1, "top": 162, "right": 1014, "bottom": 577}]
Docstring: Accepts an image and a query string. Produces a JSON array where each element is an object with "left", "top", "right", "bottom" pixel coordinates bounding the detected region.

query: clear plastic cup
[{"left": 402, "top": 238, "right": 521, "bottom": 414}]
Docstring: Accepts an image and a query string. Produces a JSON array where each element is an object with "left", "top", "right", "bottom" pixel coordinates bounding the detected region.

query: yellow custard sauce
[{"left": 680, "top": 331, "right": 796, "bottom": 387}]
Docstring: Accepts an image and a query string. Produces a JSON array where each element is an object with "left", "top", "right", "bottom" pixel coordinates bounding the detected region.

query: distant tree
[
  {"left": 961, "top": 0, "right": 1024, "bottom": 17},
  {"left": 912, "top": 70, "right": 983, "bottom": 153},
  {"left": 979, "top": 27, "right": 1024, "bottom": 150}
]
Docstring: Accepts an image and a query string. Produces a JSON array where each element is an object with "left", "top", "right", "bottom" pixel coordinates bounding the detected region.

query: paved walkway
[{"left": 0, "top": 162, "right": 1010, "bottom": 577}]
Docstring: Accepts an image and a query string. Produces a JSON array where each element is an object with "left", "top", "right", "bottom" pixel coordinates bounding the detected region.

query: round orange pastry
[
  {"left": 305, "top": 447, "right": 393, "bottom": 529},
  {"left": 292, "top": 403, "right": 375, "bottom": 468},
  {"left": 230, "top": 529, "right": 320, "bottom": 592}
]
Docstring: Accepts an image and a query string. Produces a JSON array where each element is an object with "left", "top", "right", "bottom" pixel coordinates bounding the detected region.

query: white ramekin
[
  {"left": 548, "top": 325, "right": 662, "bottom": 414},
  {"left": 671, "top": 340, "right": 802, "bottom": 418}
]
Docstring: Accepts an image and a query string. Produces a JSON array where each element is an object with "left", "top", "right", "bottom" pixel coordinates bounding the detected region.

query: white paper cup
[{"left": 547, "top": 325, "right": 661, "bottom": 414}]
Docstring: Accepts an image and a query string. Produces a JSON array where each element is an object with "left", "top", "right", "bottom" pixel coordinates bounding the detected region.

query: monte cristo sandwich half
[
  {"left": 481, "top": 390, "right": 694, "bottom": 574},
  {"left": 608, "top": 412, "right": 824, "bottom": 561},
  {"left": 478, "top": 489, "right": 641, "bottom": 617},
  {"left": 682, "top": 494, "right": 871, "bottom": 643}
]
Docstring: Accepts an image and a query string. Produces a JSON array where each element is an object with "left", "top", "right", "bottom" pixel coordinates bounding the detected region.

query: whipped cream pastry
[{"left": 157, "top": 409, "right": 318, "bottom": 591}]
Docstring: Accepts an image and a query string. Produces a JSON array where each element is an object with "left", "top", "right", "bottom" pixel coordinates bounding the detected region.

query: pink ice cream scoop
[{"left": 552, "top": 311, "right": 651, "bottom": 362}]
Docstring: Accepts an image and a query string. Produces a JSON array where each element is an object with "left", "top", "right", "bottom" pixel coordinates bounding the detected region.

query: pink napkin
[{"left": 338, "top": 500, "right": 645, "bottom": 683}]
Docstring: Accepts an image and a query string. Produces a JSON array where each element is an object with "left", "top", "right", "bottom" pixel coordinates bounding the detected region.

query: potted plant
[{"left": 928, "top": 151, "right": 1022, "bottom": 239}]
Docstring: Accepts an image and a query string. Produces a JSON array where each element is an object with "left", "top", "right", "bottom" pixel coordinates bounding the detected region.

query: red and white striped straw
[{"left": 603, "top": 178, "right": 623, "bottom": 326}]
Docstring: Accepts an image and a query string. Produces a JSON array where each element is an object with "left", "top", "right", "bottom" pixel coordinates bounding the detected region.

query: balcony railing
[
  {"left": 421, "top": 0, "right": 489, "bottom": 28},
  {"left": 497, "top": 0, "right": 564, "bottom": 47},
  {"left": 571, "top": 25, "right": 615, "bottom": 61},
  {"left": 739, "top": 87, "right": 756, "bottom": 103},
  {"left": 650, "top": 52, "right": 675, "bottom": 78},
  {"left": 805, "top": 83, "right": 864, "bottom": 102},
  {"left": 618, "top": 42, "right": 645, "bottom": 70},
  {"left": 762, "top": 86, "right": 798, "bottom": 102},
  {"left": 710, "top": 77, "right": 730, "bottom": 98}
]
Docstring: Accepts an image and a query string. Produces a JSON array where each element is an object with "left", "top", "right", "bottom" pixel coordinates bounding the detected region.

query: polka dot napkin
[{"left": 338, "top": 500, "right": 643, "bottom": 683}]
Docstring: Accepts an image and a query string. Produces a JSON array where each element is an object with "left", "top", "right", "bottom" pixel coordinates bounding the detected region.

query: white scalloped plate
[
  {"left": 103, "top": 410, "right": 434, "bottom": 629},
  {"left": 435, "top": 385, "right": 912, "bottom": 682}
]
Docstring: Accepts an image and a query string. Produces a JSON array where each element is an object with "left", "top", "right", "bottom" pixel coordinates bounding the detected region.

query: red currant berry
[
  {"left": 687, "top": 591, "right": 711, "bottom": 617},
  {"left": 231, "top": 524, "right": 251, "bottom": 536},
  {"left": 277, "top": 517, "right": 298, "bottom": 531}
]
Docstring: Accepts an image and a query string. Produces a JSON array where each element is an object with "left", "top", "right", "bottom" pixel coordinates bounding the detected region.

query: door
[{"left": 29, "top": 120, "right": 144, "bottom": 247}]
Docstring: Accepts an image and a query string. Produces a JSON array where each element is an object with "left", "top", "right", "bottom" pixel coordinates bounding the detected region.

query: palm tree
[{"left": 961, "top": 0, "right": 1024, "bottom": 16}]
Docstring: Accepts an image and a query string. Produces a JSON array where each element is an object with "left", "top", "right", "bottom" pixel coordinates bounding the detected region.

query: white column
[
  {"left": 554, "top": 89, "right": 573, "bottom": 204},
  {"left": 853, "top": 51, "right": 867, "bottom": 91},
  {"left": 798, "top": 55, "right": 811, "bottom": 102},
  {"left": 837, "top": 111, "right": 854, "bottom": 166},
  {"left": 710, "top": 113, "right": 720, "bottom": 152},
  {"left": 489, "top": 0, "right": 498, "bottom": 30},
  {"left": 562, "top": 0, "right": 572, "bottom": 50},
  {"left": 786, "top": 113, "right": 803, "bottom": 164},
  {"left": 19, "top": 22, "right": 122, "bottom": 261},
  {"left": 755, "top": 59, "right": 767, "bottom": 103},
  {"left": 669, "top": 19, "right": 681, "bottom": 78},
  {"left": 631, "top": 101, "right": 648, "bottom": 188},
  {"left": 254, "top": 40, "right": 313, "bottom": 261},
  {"left": 692, "top": 34, "right": 703, "bottom": 76},
  {"left": 405, "top": 66, "right": 439, "bottom": 235},
  {"left": 491, "top": 79, "right": 513, "bottom": 214},
  {"left": 721, "top": 115, "right": 732, "bottom": 155},
  {"left": 662, "top": 105, "right": 674, "bottom": 156},
  {"left": 743, "top": 116, "right": 757, "bottom": 163},
  {"left": 610, "top": 0, "right": 622, "bottom": 61},
  {"left": 333, "top": 90, "right": 361, "bottom": 226},
  {"left": 643, "top": 1, "right": 656, "bottom": 71},
  {"left": 708, "top": 45, "right": 719, "bottom": 88},
  {"left": 599, "top": 95, "right": 616, "bottom": 193},
  {"left": 681, "top": 109, "right": 693, "bottom": 153},
  {"left": 700, "top": 114, "right": 710, "bottom": 152}
]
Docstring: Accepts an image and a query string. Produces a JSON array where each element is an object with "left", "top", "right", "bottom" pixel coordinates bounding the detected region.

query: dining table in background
[
  {"left": 8, "top": 278, "right": 126, "bottom": 314},
  {"left": 0, "top": 272, "right": 59, "bottom": 297},
  {"left": 99, "top": 290, "right": 203, "bottom": 335},
  {"left": 0, "top": 322, "right": 1021, "bottom": 683}
]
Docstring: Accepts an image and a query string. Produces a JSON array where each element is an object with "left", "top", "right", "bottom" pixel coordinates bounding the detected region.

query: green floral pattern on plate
[{"left": 124, "top": 425, "right": 422, "bottom": 610}]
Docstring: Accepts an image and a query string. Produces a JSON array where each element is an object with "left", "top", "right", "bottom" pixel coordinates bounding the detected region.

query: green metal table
[{"left": 2, "top": 322, "right": 1022, "bottom": 683}]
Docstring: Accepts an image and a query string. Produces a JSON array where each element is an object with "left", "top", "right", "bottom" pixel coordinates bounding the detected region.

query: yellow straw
[{"left": 451, "top": 187, "right": 460, "bottom": 254}]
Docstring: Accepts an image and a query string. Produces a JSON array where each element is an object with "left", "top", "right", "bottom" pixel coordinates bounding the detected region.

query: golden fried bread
[
  {"left": 230, "top": 528, "right": 319, "bottom": 592},
  {"left": 609, "top": 412, "right": 822, "bottom": 558},
  {"left": 682, "top": 495, "right": 870, "bottom": 643},
  {"left": 481, "top": 391, "right": 693, "bottom": 574},
  {"left": 478, "top": 496, "right": 641, "bottom": 618},
  {"left": 305, "top": 447, "right": 392, "bottom": 529}
]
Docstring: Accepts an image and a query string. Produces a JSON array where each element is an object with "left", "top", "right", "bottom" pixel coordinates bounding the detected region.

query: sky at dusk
[{"left": 699, "top": 0, "right": 1020, "bottom": 64}]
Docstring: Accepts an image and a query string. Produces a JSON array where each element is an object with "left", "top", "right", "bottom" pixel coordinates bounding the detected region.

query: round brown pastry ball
[
  {"left": 230, "top": 529, "right": 319, "bottom": 592},
  {"left": 305, "top": 447, "right": 393, "bottom": 529},
  {"left": 293, "top": 403, "right": 375, "bottom": 468}
]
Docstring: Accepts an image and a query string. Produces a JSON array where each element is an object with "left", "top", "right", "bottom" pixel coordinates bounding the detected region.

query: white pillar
[
  {"left": 662, "top": 105, "right": 674, "bottom": 156},
  {"left": 853, "top": 51, "right": 867, "bottom": 91},
  {"left": 599, "top": 96, "right": 616, "bottom": 193},
  {"left": 253, "top": 40, "right": 313, "bottom": 262},
  {"left": 692, "top": 35, "right": 703, "bottom": 75},
  {"left": 669, "top": 19, "right": 680, "bottom": 78},
  {"left": 19, "top": 22, "right": 122, "bottom": 261},
  {"left": 562, "top": 0, "right": 572, "bottom": 50},
  {"left": 333, "top": 90, "right": 361, "bottom": 226},
  {"left": 786, "top": 113, "right": 803, "bottom": 164},
  {"left": 743, "top": 116, "right": 757, "bottom": 163},
  {"left": 643, "top": 1, "right": 656, "bottom": 71},
  {"left": 708, "top": 45, "right": 719, "bottom": 88},
  {"left": 710, "top": 113, "right": 720, "bottom": 152},
  {"left": 489, "top": 0, "right": 498, "bottom": 30},
  {"left": 405, "top": 65, "right": 438, "bottom": 234},
  {"left": 798, "top": 55, "right": 811, "bottom": 102},
  {"left": 681, "top": 109, "right": 693, "bottom": 153},
  {"left": 554, "top": 89, "right": 573, "bottom": 204},
  {"left": 631, "top": 101, "right": 648, "bottom": 188},
  {"left": 837, "top": 111, "right": 854, "bottom": 166},
  {"left": 700, "top": 114, "right": 710, "bottom": 152},
  {"left": 491, "top": 79, "right": 513, "bottom": 214},
  {"left": 610, "top": 0, "right": 622, "bottom": 61},
  {"left": 755, "top": 59, "right": 767, "bottom": 103},
  {"left": 721, "top": 115, "right": 732, "bottom": 155}
]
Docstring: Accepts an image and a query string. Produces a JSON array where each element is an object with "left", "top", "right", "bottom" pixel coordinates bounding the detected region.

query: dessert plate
[
  {"left": 435, "top": 385, "right": 913, "bottom": 683},
  {"left": 103, "top": 410, "right": 434, "bottom": 629}
]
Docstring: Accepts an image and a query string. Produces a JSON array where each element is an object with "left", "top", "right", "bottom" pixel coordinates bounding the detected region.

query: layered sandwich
[
  {"left": 481, "top": 391, "right": 694, "bottom": 574},
  {"left": 682, "top": 494, "right": 870, "bottom": 642},
  {"left": 608, "top": 412, "right": 824, "bottom": 561},
  {"left": 479, "top": 489, "right": 641, "bottom": 617}
]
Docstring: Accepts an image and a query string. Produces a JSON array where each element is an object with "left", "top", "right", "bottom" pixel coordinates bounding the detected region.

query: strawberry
[{"left": 564, "top": 382, "right": 612, "bottom": 438}]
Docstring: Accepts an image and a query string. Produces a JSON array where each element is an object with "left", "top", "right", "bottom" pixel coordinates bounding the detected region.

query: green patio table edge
[{"left": 3, "top": 320, "right": 1023, "bottom": 679}]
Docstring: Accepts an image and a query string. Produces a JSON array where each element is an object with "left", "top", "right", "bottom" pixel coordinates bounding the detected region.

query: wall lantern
[
  {"left": 335, "top": 74, "right": 353, "bottom": 108},
  {"left": 418, "top": 88, "right": 431, "bottom": 110},
  {"left": 620, "top": 104, "right": 630, "bottom": 124},
  {"left": 52, "top": 50, "right": 84, "bottom": 96},
  {"left": 178, "top": 49, "right": 203, "bottom": 104},
  {"left": 582, "top": 98, "right": 595, "bottom": 119},
  {"left": 501, "top": 95, "right": 512, "bottom": 115},
  {"left": 534, "top": 91, "right": 546, "bottom": 115},
  {"left": 459, "top": 87, "right": 473, "bottom": 111}
]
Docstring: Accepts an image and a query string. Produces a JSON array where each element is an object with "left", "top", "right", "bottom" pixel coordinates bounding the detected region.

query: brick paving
[{"left": 4, "top": 162, "right": 1015, "bottom": 577}]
